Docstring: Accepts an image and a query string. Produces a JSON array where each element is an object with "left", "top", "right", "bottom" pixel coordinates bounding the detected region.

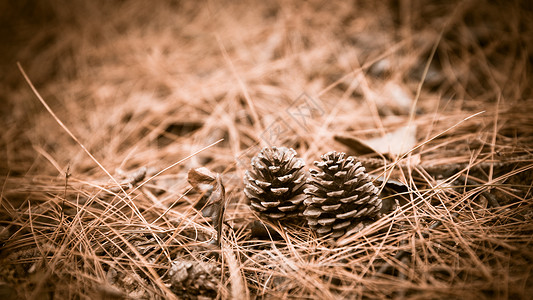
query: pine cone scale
[
  {"left": 340, "top": 194, "right": 358, "bottom": 203},
  {"left": 271, "top": 187, "right": 289, "bottom": 195},
  {"left": 322, "top": 204, "right": 342, "bottom": 211},
  {"left": 333, "top": 220, "right": 351, "bottom": 230},
  {"left": 336, "top": 210, "right": 358, "bottom": 219},
  {"left": 255, "top": 179, "right": 271, "bottom": 188},
  {"left": 303, "top": 206, "right": 322, "bottom": 218},
  {"left": 261, "top": 201, "right": 281, "bottom": 208},
  {"left": 327, "top": 190, "right": 344, "bottom": 197},
  {"left": 250, "top": 202, "right": 268, "bottom": 212},
  {"left": 288, "top": 193, "right": 306, "bottom": 204}
]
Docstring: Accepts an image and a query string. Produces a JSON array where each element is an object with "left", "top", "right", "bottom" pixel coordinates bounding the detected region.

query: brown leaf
[
  {"left": 334, "top": 134, "right": 381, "bottom": 157},
  {"left": 365, "top": 125, "right": 416, "bottom": 156},
  {"left": 188, "top": 167, "right": 216, "bottom": 211},
  {"left": 187, "top": 167, "right": 226, "bottom": 246},
  {"left": 202, "top": 174, "right": 226, "bottom": 247},
  {"left": 335, "top": 125, "right": 417, "bottom": 157},
  {"left": 187, "top": 167, "right": 216, "bottom": 189}
]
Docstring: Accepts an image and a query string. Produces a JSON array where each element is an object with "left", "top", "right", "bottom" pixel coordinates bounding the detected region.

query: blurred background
[
  {"left": 1, "top": 0, "right": 532, "bottom": 177},
  {"left": 1, "top": 1, "right": 533, "bottom": 299}
]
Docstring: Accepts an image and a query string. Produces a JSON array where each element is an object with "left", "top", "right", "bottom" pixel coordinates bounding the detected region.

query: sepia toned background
[{"left": 1, "top": 1, "right": 532, "bottom": 299}]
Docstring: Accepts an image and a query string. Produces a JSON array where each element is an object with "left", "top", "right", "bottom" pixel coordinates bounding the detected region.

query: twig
[
  {"left": 358, "top": 154, "right": 533, "bottom": 177},
  {"left": 107, "top": 167, "right": 147, "bottom": 194}
]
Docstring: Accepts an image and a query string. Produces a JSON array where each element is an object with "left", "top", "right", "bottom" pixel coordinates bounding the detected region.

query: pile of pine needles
[{"left": 1, "top": 0, "right": 532, "bottom": 299}]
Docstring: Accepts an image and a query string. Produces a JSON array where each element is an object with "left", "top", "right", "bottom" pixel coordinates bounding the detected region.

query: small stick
[
  {"left": 357, "top": 154, "right": 533, "bottom": 177},
  {"left": 107, "top": 167, "right": 147, "bottom": 194}
]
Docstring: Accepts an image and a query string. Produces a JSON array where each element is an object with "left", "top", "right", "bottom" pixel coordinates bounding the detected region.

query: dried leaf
[
  {"left": 188, "top": 167, "right": 217, "bottom": 210},
  {"left": 370, "top": 175, "right": 408, "bottom": 193},
  {"left": 187, "top": 167, "right": 216, "bottom": 189},
  {"left": 334, "top": 135, "right": 380, "bottom": 157},
  {"left": 202, "top": 174, "right": 225, "bottom": 246},
  {"left": 335, "top": 125, "right": 417, "bottom": 157},
  {"left": 187, "top": 167, "right": 226, "bottom": 246},
  {"left": 369, "top": 175, "right": 409, "bottom": 214},
  {"left": 365, "top": 125, "right": 416, "bottom": 156},
  {"left": 107, "top": 167, "right": 147, "bottom": 194}
]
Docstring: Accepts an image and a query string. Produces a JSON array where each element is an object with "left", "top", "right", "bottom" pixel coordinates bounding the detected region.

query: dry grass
[{"left": 1, "top": 0, "right": 532, "bottom": 299}]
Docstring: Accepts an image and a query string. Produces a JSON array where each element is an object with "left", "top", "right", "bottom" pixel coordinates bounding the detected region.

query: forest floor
[{"left": 1, "top": 1, "right": 532, "bottom": 299}]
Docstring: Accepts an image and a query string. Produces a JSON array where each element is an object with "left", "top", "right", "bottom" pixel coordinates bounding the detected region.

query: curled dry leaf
[
  {"left": 187, "top": 167, "right": 217, "bottom": 186},
  {"left": 205, "top": 175, "right": 226, "bottom": 246},
  {"left": 188, "top": 167, "right": 216, "bottom": 210},
  {"left": 106, "top": 167, "right": 148, "bottom": 194},
  {"left": 370, "top": 175, "right": 408, "bottom": 193},
  {"left": 187, "top": 167, "right": 226, "bottom": 246},
  {"left": 187, "top": 167, "right": 216, "bottom": 192}
]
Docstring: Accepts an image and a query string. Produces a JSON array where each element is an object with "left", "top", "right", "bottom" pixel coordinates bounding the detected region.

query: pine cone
[
  {"left": 244, "top": 147, "right": 307, "bottom": 221},
  {"left": 169, "top": 260, "right": 220, "bottom": 299},
  {"left": 303, "top": 151, "right": 382, "bottom": 238}
]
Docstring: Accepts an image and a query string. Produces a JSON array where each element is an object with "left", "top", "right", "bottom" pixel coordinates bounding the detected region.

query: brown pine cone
[
  {"left": 169, "top": 260, "right": 220, "bottom": 299},
  {"left": 303, "top": 151, "right": 382, "bottom": 238},
  {"left": 244, "top": 147, "right": 307, "bottom": 221}
]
